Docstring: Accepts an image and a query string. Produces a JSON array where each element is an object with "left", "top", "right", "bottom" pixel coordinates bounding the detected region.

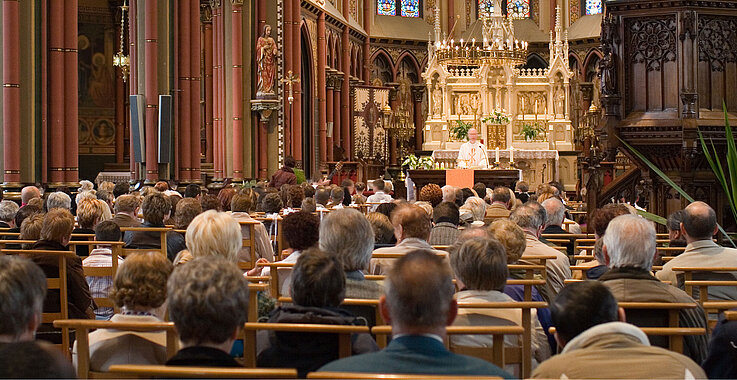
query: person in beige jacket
[
  {"left": 531, "top": 281, "right": 706, "bottom": 379},
  {"left": 450, "top": 237, "right": 550, "bottom": 377},
  {"left": 510, "top": 203, "right": 571, "bottom": 298},
  {"left": 656, "top": 201, "right": 737, "bottom": 300}
]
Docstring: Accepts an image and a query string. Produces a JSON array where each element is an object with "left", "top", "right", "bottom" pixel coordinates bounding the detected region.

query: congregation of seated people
[{"left": 2, "top": 167, "right": 737, "bottom": 379}]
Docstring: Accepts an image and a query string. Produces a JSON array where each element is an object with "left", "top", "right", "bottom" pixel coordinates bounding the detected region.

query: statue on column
[
  {"left": 554, "top": 79, "right": 565, "bottom": 118},
  {"left": 256, "top": 24, "right": 278, "bottom": 98},
  {"left": 600, "top": 51, "right": 616, "bottom": 96}
]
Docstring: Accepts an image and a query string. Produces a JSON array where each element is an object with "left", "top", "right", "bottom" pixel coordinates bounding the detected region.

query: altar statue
[
  {"left": 457, "top": 128, "right": 489, "bottom": 169},
  {"left": 432, "top": 87, "right": 442, "bottom": 117},
  {"left": 256, "top": 25, "right": 277, "bottom": 98}
]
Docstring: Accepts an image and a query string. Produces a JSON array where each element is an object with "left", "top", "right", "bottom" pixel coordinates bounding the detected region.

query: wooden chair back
[
  {"left": 278, "top": 297, "right": 384, "bottom": 327},
  {"left": 237, "top": 221, "right": 259, "bottom": 271},
  {"left": 371, "top": 325, "right": 524, "bottom": 371},
  {"left": 456, "top": 301, "right": 547, "bottom": 378},
  {"left": 257, "top": 262, "right": 295, "bottom": 299},
  {"left": 120, "top": 227, "right": 170, "bottom": 258},
  {"left": 242, "top": 322, "right": 370, "bottom": 367},
  {"left": 505, "top": 278, "right": 546, "bottom": 302},
  {"left": 255, "top": 216, "right": 284, "bottom": 254},
  {"left": 79, "top": 242, "right": 126, "bottom": 310},
  {"left": 248, "top": 283, "right": 269, "bottom": 323},
  {"left": 53, "top": 319, "right": 178, "bottom": 379},
  {"left": 672, "top": 266, "right": 737, "bottom": 302},
  {"left": 3, "top": 249, "right": 76, "bottom": 357},
  {"left": 618, "top": 302, "right": 702, "bottom": 353},
  {"left": 0, "top": 239, "right": 38, "bottom": 250},
  {"left": 107, "top": 364, "right": 297, "bottom": 378}
]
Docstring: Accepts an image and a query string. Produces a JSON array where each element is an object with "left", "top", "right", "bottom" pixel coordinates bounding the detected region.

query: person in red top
[{"left": 270, "top": 156, "right": 297, "bottom": 188}]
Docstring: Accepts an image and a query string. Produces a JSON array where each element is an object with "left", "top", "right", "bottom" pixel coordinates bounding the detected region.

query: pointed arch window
[
  {"left": 507, "top": 0, "right": 530, "bottom": 19},
  {"left": 377, "top": 0, "right": 422, "bottom": 17},
  {"left": 585, "top": 0, "right": 602, "bottom": 15},
  {"left": 478, "top": 0, "right": 494, "bottom": 18}
]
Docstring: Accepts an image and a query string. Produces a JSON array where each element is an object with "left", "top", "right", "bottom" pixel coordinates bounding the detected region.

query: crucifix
[{"left": 281, "top": 70, "right": 300, "bottom": 105}]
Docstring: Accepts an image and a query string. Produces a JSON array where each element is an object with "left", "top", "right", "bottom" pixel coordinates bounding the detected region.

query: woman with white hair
[
  {"left": 174, "top": 210, "right": 243, "bottom": 265},
  {"left": 460, "top": 196, "right": 486, "bottom": 226}
]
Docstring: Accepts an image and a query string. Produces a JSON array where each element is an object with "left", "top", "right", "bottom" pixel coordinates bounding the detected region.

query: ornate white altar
[
  {"left": 431, "top": 148, "right": 560, "bottom": 185},
  {"left": 421, "top": 3, "right": 575, "bottom": 189}
]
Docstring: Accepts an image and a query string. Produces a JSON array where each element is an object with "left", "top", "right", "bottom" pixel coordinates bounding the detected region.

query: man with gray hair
[
  {"left": 656, "top": 201, "right": 737, "bottom": 300},
  {"left": 21, "top": 186, "right": 41, "bottom": 207},
  {"left": 600, "top": 214, "right": 708, "bottom": 364},
  {"left": 510, "top": 203, "right": 571, "bottom": 299},
  {"left": 45, "top": 191, "right": 72, "bottom": 211},
  {"left": 0, "top": 200, "right": 20, "bottom": 228},
  {"left": 319, "top": 208, "right": 383, "bottom": 299},
  {"left": 319, "top": 250, "right": 512, "bottom": 377},
  {"left": 541, "top": 198, "right": 574, "bottom": 256},
  {"left": 166, "top": 257, "right": 249, "bottom": 367},
  {"left": 0, "top": 256, "right": 47, "bottom": 343}
]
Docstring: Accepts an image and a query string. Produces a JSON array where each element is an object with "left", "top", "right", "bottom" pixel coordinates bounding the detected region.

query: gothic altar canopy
[{"left": 421, "top": 1, "right": 575, "bottom": 188}]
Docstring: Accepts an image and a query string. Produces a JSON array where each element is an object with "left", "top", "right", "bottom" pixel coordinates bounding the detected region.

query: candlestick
[
  {"left": 509, "top": 146, "right": 514, "bottom": 163},
  {"left": 495, "top": 147, "right": 500, "bottom": 163}
]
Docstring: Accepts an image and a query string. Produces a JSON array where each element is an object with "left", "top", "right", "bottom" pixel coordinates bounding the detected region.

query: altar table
[{"left": 407, "top": 169, "right": 522, "bottom": 195}]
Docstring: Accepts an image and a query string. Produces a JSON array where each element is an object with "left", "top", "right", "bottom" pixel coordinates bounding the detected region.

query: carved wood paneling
[{"left": 696, "top": 15, "right": 737, "bottom": 111}]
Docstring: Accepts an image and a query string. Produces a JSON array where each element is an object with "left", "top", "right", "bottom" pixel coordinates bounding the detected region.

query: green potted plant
[
  {"left": 402, "top": 154, "right": 435, "bottom": 170},
  {"left": 450, "top": 120, "right": 473, "bottom": 141},
  {"left": 520, "top": 123, "right": 545, "bottom": 141}
]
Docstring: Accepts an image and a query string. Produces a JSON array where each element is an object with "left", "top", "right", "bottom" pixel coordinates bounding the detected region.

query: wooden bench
[
  {"left": 618, "top": 302, "right": 704, "bottom": 354},
  {"left": 237, "top": 221, "right": 259, "bottom": 271},
  {"left": 308, "top": 372, "right": 503, "bottom": 379},
  {"left": 79, "top": 242, "right": 126, "bottom": 312},
  {"left": 257, "top": 262, "right": 295, "bottom": 299},
  {"left": 120, "top": 227, "right": 170, "bottom": 258},
  {"left": 53, "top": 319, "right": 178, "bottom": 379},
  {"left": 248, "top": 283, "right": 269, "bottom": 323}
]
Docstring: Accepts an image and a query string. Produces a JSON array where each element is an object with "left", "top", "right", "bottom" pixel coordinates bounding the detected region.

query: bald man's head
[
  {"left": 682, "top": 201, "right": 717, "bottom": 241},
  {"left": 21, "top": 187, "right": 40, "bottom": 205}
]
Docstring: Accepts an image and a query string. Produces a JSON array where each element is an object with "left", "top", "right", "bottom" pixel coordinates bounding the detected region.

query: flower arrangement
[
  {"left": 450, "top": 120, "right": 474, "bottom": 141},
  {"left": 520, "top": 123, "right": 546, "bottom": 141},
  {"left": 482, "top": 110, "right": 511, "bottom": 125},
  {"left": 402, "top": 154, "right": 435, "bottom": 170}
]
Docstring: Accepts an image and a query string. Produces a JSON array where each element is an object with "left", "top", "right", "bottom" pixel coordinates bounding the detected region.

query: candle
[
  {"left": 509, "top": 146, "right": 514, "bottom": 163},
  {"left": 495, "top": 147, "right": 500, "bottom": 163}
]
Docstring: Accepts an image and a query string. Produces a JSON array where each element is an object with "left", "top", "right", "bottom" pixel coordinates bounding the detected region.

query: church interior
[{"left": 1, "top": 0, "right": 737, "bottom": 378}]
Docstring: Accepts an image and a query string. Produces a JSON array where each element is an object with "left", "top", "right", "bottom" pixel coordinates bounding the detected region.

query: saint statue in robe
[
  {"left": 256, "top": 25, "right": 277, "bottom": 98},
  {"left": 457, "top": 128, "right": 489, "bottom": 169}
]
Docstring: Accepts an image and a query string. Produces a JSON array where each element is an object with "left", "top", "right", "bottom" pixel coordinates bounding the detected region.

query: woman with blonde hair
[
  {"left": 174, "top": 210, "right": 243, "bottom": 265},
  {"left": 74, "top": 252, "right": 173, "bottom": 371}
]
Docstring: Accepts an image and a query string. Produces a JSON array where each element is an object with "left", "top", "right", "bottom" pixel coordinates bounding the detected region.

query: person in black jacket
[{"left": 257, "top": 249, "right": 378, "bottom": 377}]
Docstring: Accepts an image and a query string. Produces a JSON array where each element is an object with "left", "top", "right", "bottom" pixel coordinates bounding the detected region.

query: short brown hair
[
  {"left": 291, "top": 249, "right": 345, "bottom": 308},
  {"left": 111, "top": 252, "right": 172, "bottom": 309},
  {"left": 200, "top": 194, "right": 220, "bottom": 212},
  {"left": 40, "top": 208, "right": 74, "bottom": 243},
  {"left": 491, "top": 187, "right": 511, "bottom": 204},
  {"left": 372, "top": 179, "right": 385, "bottom": 191},
  {"left": 174, "top": 198, "right": 202, "bottom": 230},
  {"left": 154, "top": 181, "right": 169, "bottom": 192},
  {"left": 114, "top": 195, "right": 141, "bottom": 214},
  {"left": 282, "top": 211, "right": 320, "bottom": 250},
  {"left": 286, "top": 185, "right": 305, "bottom": 208},
  {"left": 451, "top": 237, "right": 508, "bottom": 291},
  {"left": 217, "top": 187, "right": 237, "bottom": 212},
  {"left": 141, "top": 193, "right": 171, "bottom": 225},
  {"left": 231, "top": 189, "right": 257, "bottom": 213},
  {"left": 391, "top": 204, "right": 432, "bottom": 240},
  {"left": 20, "top": 214, "right": 44, "bottom": 248},
  {"left": 76, "top": 198, "right": 106, "bottom": 229},
  {"left": 367, "top": 212, "right": 394, "bottom": 244},
  {"left": 591, "top": 204, "right": 631, "bottom": 237},
  {"left": 419, "top": 184, "right": 443, "bottom": 207}
]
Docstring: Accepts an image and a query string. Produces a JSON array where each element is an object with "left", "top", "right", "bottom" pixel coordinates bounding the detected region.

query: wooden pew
[{"left": 107, "top": 364, "right": 297, "bottom": 378}]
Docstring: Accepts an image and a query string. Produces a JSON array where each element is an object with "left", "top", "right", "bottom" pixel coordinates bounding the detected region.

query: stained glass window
[
  {"left": 377, "top": 0, "right": 396, "bottom": 15},
  {"left": 507, "top": 0, "right": 530, "bottom": 19},
  {"left": 585, "top": 0, "right": 602, "bottom": 15},
  {"left": 478, "top": 0, "right": 494, "bottom": 18},
  {"left": 401, "top": 0, "right": 420, "bottom": 17}
]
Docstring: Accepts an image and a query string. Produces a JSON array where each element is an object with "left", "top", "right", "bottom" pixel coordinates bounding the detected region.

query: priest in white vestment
[{"left": 456, "top": 128, "right": 489, "bottom": 169}]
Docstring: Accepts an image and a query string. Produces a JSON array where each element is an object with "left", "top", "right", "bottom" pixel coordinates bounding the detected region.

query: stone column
[
  {"left": 231, "top": 0, "right": 244, "bottom": 180},
  {"left": 2, "top": 0, "right": 21, "bottom": 185},
  {"left": 129, "top": 0, "right": 139, "bottom": 180},
  {"left": 190, "top": 0, "right": 202, "bottom": 182},
  {"left": 317, "top": 11, "right": 327, "bottom": 166},
  {"left": 326, "top": 72, "right": 335, "bottom": 162},
  {"left": 283, "top": 0, "right": 293, "bottom": 156},
  {"left": 144, "top": 0, "right": 159, "bottom": 182},
  {"left": 341, "top": 27, "right": 351, "bottom": 158},
  {"left": 64, "top": 0, "right": 80, "bottom": 184},
  {"left": 178, "top": 0, "right": 192, "bottom": 181},
  {"left": 212, "top": 0, "right": 224, "bottom": 180},
  {"left": 292, "top": 0, "right": 302, "bottom": 162},
  {"left": 362, "top": 0, "right": 370, "bottom": 81},
  {"left": 411, "top": 85, "right": 425, "bottom": 151},
  {"left": 333, "top": 73, "right": 343, "bottom": 160},
  {"left": 202, "top": 5, "right": 214, "bottom": 164},
  {"left": 48, "top": 0, "right": 66, "bottom": 185}
]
